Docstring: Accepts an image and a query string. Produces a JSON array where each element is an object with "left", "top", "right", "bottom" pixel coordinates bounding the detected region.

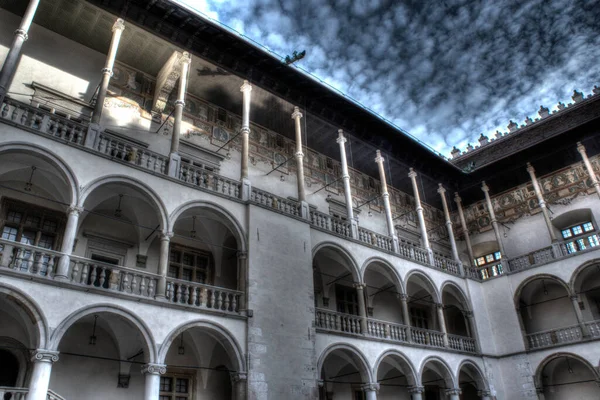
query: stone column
[
  {"left": 445, "top": 388, "right": 461, "bottom": 400},
  {"left": 536, "top": 388, "right": 546, "bottom": 400},
  {"left": 292, "top": 106, "right": 309, "bottom": 218},
  {"left": 481, "top": 182, "right": 507, "bottom": 263},
  {"left": 478, "top": 390, "right": 492, "bottom": 400},
  {"left": 362, "top": 383, "right": 379, "bottom": 400},
  {"left": 570, "top": 295, "right": 590, "bottom": 337},
  {"left": 354, "top": 283, "right": 368, "bottom": 334},
  {"left": 438, "top": 184, "right": 462, "bottom": 274},
  {"left": 28, "top": 350, "right": 59, "bottom": 400},
  {"left": 231, "top": 372, "right": 248, "bottom": 400},
  {"left": 54, "top": 206, "right": 83, "bottom": 280},
  {"left": 337, "top": 130, "right": 358, "bottom": 238},
  {"left": 436, "top": 302, "right": 449, "bottom": 346},
  {"left": 237, "top": 251, "right": 248, "bottom": 310},
  {"left": 526, "top": 163, "right": 558, "bottom": 246},
  {"left": 577, "top": 142, "right": 600, "bottom": 200},
  {"left": 408, "top": 168, "right": 434, "bottom": 265},
  {"left": 454, "top": 193, "right": 475, "bottom": 266},
  {"left": 0, "top": 0, "right": 40, "bottom": 103},
  {"left": 142, "top": 363, "right": 166, "bottom": 400},
  {"left": 239, "top": 80, "right": 252, "bottom": 200},
  {"left": 375, "top": 150, "right": 399, "bottom": 252},
  {"left": 400, "top": 293, "right": 412, "bottom": 342},
  {"left": 167, "top": 52, "right": 192, "bottom": 177},
  {"left": 155, "top": 232, "right": 173, "bottom": 299},
  {"left": 91, "top": 18, "right": 125, "bottom": 124},
  {"left": 408, "top": 386, "right": 424, "bottom": 400}
]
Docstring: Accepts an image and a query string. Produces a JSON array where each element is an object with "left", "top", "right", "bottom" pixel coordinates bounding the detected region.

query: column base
[{"left": 167, "top": 152, "right": 181, "bottom": 178}]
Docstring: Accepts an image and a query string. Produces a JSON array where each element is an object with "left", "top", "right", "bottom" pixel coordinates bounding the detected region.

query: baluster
[
  {"left": 224, "top": 292, "right": 231, "bottom": 311},
  {"left": 198, "top": 287, "right": 206, "bottom": 307},
  {"left": 210, "top": 289, "right": 216, "bottom": 308},
  {"left": 46, "top": 255, "right": 55, "bottom": 277},
  {"left": 71, "top": 260, "right": 80, "bottom": 281},
  {"left": 175, "top": 284, "right": 182, "bottom": 303},
  {"left": 231, "top": 293, "right": 238, "bottom": 312},
  {"left": 1, "top": 103, "right": 8, "bottom": 118},
  {"left": 190, "top": 286, "right": 197, "bottom": 306},
  {"left": 165, "top": 282, "right": 173, "bottom": 301},
  {"left": 183, "top": 285, "right": 190, "bottom": 304},
  {"left": 148, "top": 279, "right": 156, "bottom": 297},
  {"left": 131, "top": 275, "right": 139, "bottom": 294},
  {"left": 215, "top": 291, "right": 223, "bottom": 309},
  {"left": 89, "top": 265, "right": 98, "bottom": 286},
  {"left": 139, "top": 276, "right": 147, "bottom": 296}
]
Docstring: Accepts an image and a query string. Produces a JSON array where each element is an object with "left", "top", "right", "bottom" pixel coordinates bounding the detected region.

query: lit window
[
  {"left": 589, "top": 235, "right": 600, "bottom": 247},
  {"left": 566, "top": 242, "right": 577, "bottom": 254},
  {"left": 1, "top": 226, "right": 18, "bottom": 241},
  {"left": 6, "top": 211, "right": 22, "bottom": 223},
  {"left": 584, "top": 222, "right": 595, "bottom": 232},
  {"left": 562, "top": 221, "right": 598, "bottom": 254},
  {"left": 562, "top": 229, "right": 572, "bottom": 239},
  {"left": 476, "top": 257, "right": 485, "bottom": 266},
  {"left": 573, "top": 225, "right": 583, "bottom": 235},
  {"left": 473, "top": 250, "right": 504, "bottom": 280},
  {"left": 485, "top": 254, "right": 494, "bottom": 263}
]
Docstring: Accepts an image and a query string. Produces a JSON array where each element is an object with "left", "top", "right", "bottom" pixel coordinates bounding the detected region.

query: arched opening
[
  {"left": 405, "top": 272, "right": 444, "bottom": 347},
  {"left": 313, "top": 245, "right": 363, "bottom": 334},
  {"left": 571, "top": 261, "right": 600, "bottom": 333},
  {"left": 363, "top": 260, "right": 404, "bottom": 327},
  {"left": 0, "top": 350, "right": 19, "bottom": 387},
  {"left": 159, "top": 322, "right": 244, "bottom": 400},
  {"left": 515, "top": 276, "right": 578, "bottom": 349},
  {"left": 442, "top": 283, "right": 477, "bottom": 352},
  {"left": 536, "top": 354, "right": 600, "bottom": 400},
  {"left": 319, "top": 346, "right": 371, "bottom": 400},
  {"left": 165, "top": 203, "right": 244, "bottom": 312},
  {"left": 420, "top": 358, "right": 455, "bottom": 400},
  {"left": 375, "top": 352, "right": 417, "bottom": 399},
  {"left": 49, "top": 309, "right": 154, "bottom": 400},
  {"left": 0, "top": 147, "right": 76, "bottom": 275},
  {"left": 458, "top": 362, "right": 487, "bottom": 400}
]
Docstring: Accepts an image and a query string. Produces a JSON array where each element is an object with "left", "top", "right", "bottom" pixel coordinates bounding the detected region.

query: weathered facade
[{"left": 0, "top": 1, "right": 600, "bottom": 399}]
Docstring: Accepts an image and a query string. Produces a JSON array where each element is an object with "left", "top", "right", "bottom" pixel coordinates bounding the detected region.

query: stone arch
[
  {"left": 440, "top": 281, "right": 471, "bottom": 311},
  {"left": 534, "top": 352, "right": 600, "bottom": 389},
  {"left": 0, "top": 282, "right": 48, "bottom": 349},
  {"left": 312, "top": 241, "right": 362, "bottom": 284},
  {"left": 360, "top": 257, "right": 404, "bottom": 293},
  {"left": 405, "top": 269, "right": 441, "bottom": 303},
  {"left": 318, "top": 343, "right": 374, "bottom": 384},
  {"left": 419, "top": 356, "right": 456, "bottom": 388},
  {"left": 169, "top": 200, "right": 247, "bottom": 252},
  {"left": 513, "top": 273, "right": 572, "bottom": 308},
  {"left": 48, "top": 303, "right": 157, "bottom": 363},
  {"left": 78, "top": 174, "right": 168, "bottom": 230},
  {"left": 457, "top": 359, "right": 488, "bottom": 391},
  {"left": 373, "top": 349, "right": 418, "bottom": 387},
  {"left": 0, "top": 337, "right": 29, "bottom": 387},
  {"left": 158, "top": 319, "right": 245, "bottom": 373},
  {"left": 569, "top": 258, "right": 600, "bottom": 294},
  {"left": 0, "top": 141, "right": 80, "bottom": 206}
]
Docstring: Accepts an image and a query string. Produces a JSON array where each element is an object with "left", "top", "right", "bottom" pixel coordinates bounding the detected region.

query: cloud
[{"left": 178, "top": 0, "right": 600, "bottom": 157}]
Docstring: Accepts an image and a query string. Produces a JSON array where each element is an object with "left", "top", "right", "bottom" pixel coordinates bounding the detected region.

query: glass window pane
[
  {"left": 20, "top": 230, "right": 35, "bottom": 245},
  {"left": 588, "top": 235, "right": 599, "bottom": 247},
  {"left": 494, "top": 251, "right": 502, "bottom": 260},
  {"left": 25, "top": 215, "right": 40, "bottom": 227},
  {"left": 160, "top": 377, "right": 172, "bottom": 392},
  {"left": 481, "top": 269, "right": 489, "bottom": 280},
  {"left": 562, "top": 229, "right": 572, "bottom": 239},
  {"left": 159, "top": 397, "right": 171, "bottom": 400},
  {"left": 485, "top": 254, "right": 494, "bottom": 263},
  {"left": 42, "top": 219, "right": 57, "bottom": 232},
  {"left": 476, "top": 257, "right": 485, "bottom": 266},
  {"left": 566, "top": 241, "right": 577, "bottom": 254},
  {"left": 2, "top": 226, "right": 18, "bottom": 241},
  {"left": 573, "top": 225, "right": 583, "bottom": 235},
  {"left": 168, "top": 266, "right": 179, "bottom": 278},
  {"left": 175, "top": 378, "right": 189, "bottom": 393},
  {"left": 7, "top": 211, "right": 22, "bottom": 223},
  {"left": 38, "top": 234, "right": 54, "bottom": 249},
  {"left": 583, "top": 222, "right": 594, "bottom": 232},
  {"left": 169, "top": 250, "right": 180, "bottom": 263},
  {"left": 182, "top": 268, "right": 192, "bottom": 281},
  {"left": 577, "top": 238, "right": 586, "bottom": 250},
  {"left": 497, "top": 263, "right": 504, "bottom": 275},
  {"left": 183, "top": 253, "right": 194, "bottom": 266}
]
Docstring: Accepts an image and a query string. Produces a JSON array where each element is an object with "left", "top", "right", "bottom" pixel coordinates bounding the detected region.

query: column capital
[
  {"left": 174, "top": 99, "right": 185, "bottom": 106},
  {"left": 399, "top": 293, "right": 409, "bottom": 301},
  {"left": 454, "top": 192, "right": 462, "bottom": 204},
  {"left": 291, "top": 106, "right": 303, "bottom": 120},
  {"left": 230, "top": 372, "right": 247, "bottom": 382},
  {"left": 237, "top": 250, "right": 248, "bottom": 260},
  {"left": 478, "top": 390, "right": 492, "bottom": 397},
  {"left": 317, "top": 379, "right": 325, "bottom": 388},
  {"left": 240, "top": 79, "right": 253, "bottom": 93},
  {"left": 445, "top": 388, "right": 462, "bottom": 396},
  {"left": 437, "top": 183, "right": 446, "bottom": 195},
  {"left": 374, "top": 150, "right": 384, "bottom": 164},
  {"left": 336, "top": 129, "right": 347, "bottom": 144},
  {"left": 577, "top": 141, "right": 586, "bottom": 154},
  {"left": 461, "top": 310, "right": 474, "bottom": 318},
  {"left": 112, "top": 18, "right": 126, "bottom": 32},
  {"left": 179, "top": 51, "right": 192, "bottom": 65},
  {"left": 408, "top": 168, "right": 417, "bottom": 179},
  {"left": 408, "top": 386, "right": 425, "bottom": 394},
  {"left": 14, "top": 28, "right": 28, "bottom": 40},
  {"left": 526, "top": 162, "right": 535, "bottom": 174},
  {"left": 353, "top": 283, "right": 366, "bottom": 290},
  {"left": 481, "top": 181, "right": 489, "bottom": 193},
  {"left": 361, "top": 383, "right": 379, "bottom": 392},
  {"left": 141, "top": 363, "right": 167, "bottom": 375},
  {"left": 435, "top": 302, "right": 444, "bottom": 309},
  {"left": 31, "top": 349, "right": 59, "bottom": 363},
  {"left": 160, "top": 231, "right": 174, "bottom": 241},
  {"left": 67, "top": 205, "right": 84, "bottom": 216},
  {"left": 570, "top": 294, "right": 580, "bottom": 301}
]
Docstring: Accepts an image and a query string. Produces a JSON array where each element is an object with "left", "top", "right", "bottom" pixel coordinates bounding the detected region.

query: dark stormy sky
[{"left": 179, "top": 0, "right": 600, "bottom": 157}]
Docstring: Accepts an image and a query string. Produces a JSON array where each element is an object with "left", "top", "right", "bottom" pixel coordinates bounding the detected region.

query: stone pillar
[
  {"left": 292, "top": 106, "right": 309, "bottom": 218},
  {"left": 54, "top": 206, "right": 82, "bottom": 280},
  {"left": 28, "top": 350, "right": 59, "bottom": 400},
  {"left": 155, "top": 232, "right": 173, "bottom": 299},
  {"left": 362, "top": 383, "right": 379, "bottom": 400},
  {"left": 570, "top": 295, "right": 590, "bottom": 337},
  {"left": 337, "top": 130, "right": 358, "bottom": 238},
  {"left": 142, "top": 363, "right": 166, "bottom": 400},
  {"left": 481, "top": 182, "right": 507, "bottom": 262},
  {"left": 0, "top": 0, "right": 40, "bottom": 103},
  {"left": 454, "top": 193, "right": 475, "bottom": 266},
  {"left": 375, "top": 150, "right": 399, "bottom": 252},
  {"left": 577, "top": 142, "right": 600, "bottom": 200},
  {"left": 438, "top": 184, "right": 463, "bottom": 275},
  {"left": 354, "top": 283, "right": 368, "bottom": 334},
  {"left": 91, "top": 18, "right": 125, "bottom": 124},
  {"left": 400, "top": 293, "right": 412, "bottom": 342},
  {"left": 436, "top": 303, "right": 449, "bottom": 347},
  {"left": 239, "top": 80, "right": 252, "bottom": 200},
  {"left": 408, "top": 168, "right": 434, "bottom": 265},
  {"left": 167, "top": 52, "right": 192, "bottom": 177},
  {"left": 526, "top": 163, "right": 558, "bottom": 244},
  {"left": 408, "top": 386, "right": 424, "bottom": 400},
  {"left": 231, "top": 372, "right": 248, "bottom": 400},
  {"left": 478, "top": 390, "right": 492, "bottom": 400},
  {"left": 237, "top": 251, "right": 248, "bottom": 311},
  {"left": 445, "top": 388, "right": 461, "bottom": 400}
]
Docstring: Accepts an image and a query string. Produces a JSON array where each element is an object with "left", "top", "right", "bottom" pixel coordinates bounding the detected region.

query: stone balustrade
[
  {"left": 585, "top": 320, "right": 600, "bottom": 338},
  {"left": 433, "top": 252, "right": 460, "bottom": 275},
  {"left": 315, "top": 308, "right": 363, "bottom": 334},
  {"left": 410, "top": 326, "right": 446, "bottom": 348},
  {"left": 250, "top": 188, "right": 299, "bottom": 216},
  {"left": 367, "top": 318, "right": 409, "bottom": 342},
  {"left": 96, "top": 130, "right": 168, "bottom": 174},
  {"left": 47, "top": 389, "right": 66, "bottom": 400},
  {"left": 358, "top": 227, "right": 394, "bottom": 252},
  {"left": 448, "top": 334, "right": 477, "bottom": 353},
  {"left": 165, "top": 279, "right": 242, "bottom": 314},
  {"left": 526, "top": 324, "right": 582, "bottom": 349},
  {"left": 181, "top": 160, "right": 241, "bottom": 198},
  {"left": 0, "top": 387, "right": 28, "bottom": 399}
]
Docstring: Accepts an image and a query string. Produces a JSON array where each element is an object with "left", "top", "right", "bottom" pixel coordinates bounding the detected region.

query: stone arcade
[{"left": 0, "top": 0, "right": 600, "bottom": 399}]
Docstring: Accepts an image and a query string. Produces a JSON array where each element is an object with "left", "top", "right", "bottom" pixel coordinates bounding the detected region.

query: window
[
  {"left": 0, "top": 199, "right": 64, "bottom": 250},
  {"left": 561, "top": 221, "right": 599, "bottom": 254},
  {"left": 335, "top": 285, "right": 359, "bottom": 315},
  {"left": 410, "top": 307, "right": 429, "bottom": 329},
  {"left": 168, "top": 245, "right": 212, "bottom": 284},
  {"left": 473, "top": 251, "right": 503, "bottom": 280},
  {"left": 159, "top": 375, "right": 192, "bottom": 400}
]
